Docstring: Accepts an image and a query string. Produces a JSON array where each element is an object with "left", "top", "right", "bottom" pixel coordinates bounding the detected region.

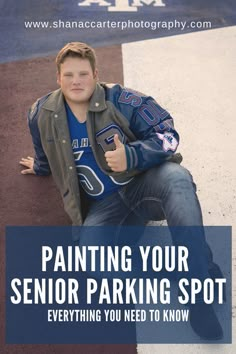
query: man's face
[{"left": 57, "top": 57, "right": 97, "bottom": 105}]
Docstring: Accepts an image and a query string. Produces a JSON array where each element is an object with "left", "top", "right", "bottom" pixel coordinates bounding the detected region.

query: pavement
[
  {"left": 122, "top": 25, "right": 236, "bottom": 353},
  {"left": 0, "top": 1, "right": 236, "bottom": 353}
]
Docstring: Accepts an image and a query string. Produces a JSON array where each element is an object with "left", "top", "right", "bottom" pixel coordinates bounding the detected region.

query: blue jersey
[{"left": 66, "top": 103, "right": 123, "bottom": 200}]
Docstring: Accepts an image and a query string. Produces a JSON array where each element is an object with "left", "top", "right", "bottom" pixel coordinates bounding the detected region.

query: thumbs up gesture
[{"left": 104, "top": 134, "right": 127, "bottom": 172}]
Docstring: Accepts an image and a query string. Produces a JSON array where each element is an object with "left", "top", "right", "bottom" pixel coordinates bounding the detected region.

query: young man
[{"left": 20, "top": 42, "right": 224, "bottom": 340}]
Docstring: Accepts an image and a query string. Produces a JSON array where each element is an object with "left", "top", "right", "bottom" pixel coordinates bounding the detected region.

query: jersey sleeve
[{"left": 27, "top": 99, "right": 51, "bottom": 176}]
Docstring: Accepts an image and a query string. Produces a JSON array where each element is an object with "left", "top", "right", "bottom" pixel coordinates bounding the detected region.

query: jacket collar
[
  {"left": 42, "top": 88, "right": 64, "bottom": 113},
  {"left": 88, "top": 83, "right": 107, "bottom": 112},
  {"left": 42, "top": 83, "right": 107, "bottom": 113}
]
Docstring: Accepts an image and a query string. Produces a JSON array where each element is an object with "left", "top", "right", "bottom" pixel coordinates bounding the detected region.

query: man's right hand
[{"left": 19, "top": 156, "right": 36, "bottom": 175}]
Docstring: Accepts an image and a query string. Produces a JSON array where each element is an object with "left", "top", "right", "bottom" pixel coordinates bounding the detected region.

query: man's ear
[
  {"left": 93, "top": 69, "right": 99, "bottom": 80},
  {"left": 56, "top": 71, "right": 61, "bottom": 86}
]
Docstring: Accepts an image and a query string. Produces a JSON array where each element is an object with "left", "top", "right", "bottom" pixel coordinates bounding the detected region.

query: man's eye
[
  {"left": 80, "top": 73, "right": 88, "bottom": 76},
  {"left": 64, "top": 74, "right": 73, "bottom": 77}
]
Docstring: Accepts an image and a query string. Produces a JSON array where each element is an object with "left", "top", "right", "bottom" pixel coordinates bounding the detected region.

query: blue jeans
[{"left": 79, "top": 162, "right": 213, "bottom": 286}]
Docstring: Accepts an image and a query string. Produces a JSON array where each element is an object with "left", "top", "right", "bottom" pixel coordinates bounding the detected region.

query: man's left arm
[
  {"left": 126, "top": 95, "right": 180, "bottom": 171},
  {"left": 105, "top": 93, "right": 180, "bottom": 172}
]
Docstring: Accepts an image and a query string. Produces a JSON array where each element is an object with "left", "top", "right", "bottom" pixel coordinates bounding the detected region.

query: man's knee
[{"left": 159, "top": 162, "right": 194, "bottom": 185}]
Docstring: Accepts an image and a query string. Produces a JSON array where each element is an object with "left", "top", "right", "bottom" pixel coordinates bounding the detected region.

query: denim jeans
[{"left": 79, "top": 162, "right": 213, "bottom": 288}]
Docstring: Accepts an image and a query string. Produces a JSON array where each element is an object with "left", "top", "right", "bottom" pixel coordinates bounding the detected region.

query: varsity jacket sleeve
[
  {"left": 27, "top": 97, "right": 51, "bottom": 176},
  {"left": 115, "top": 87, "right": 180, "bottom": 171}
]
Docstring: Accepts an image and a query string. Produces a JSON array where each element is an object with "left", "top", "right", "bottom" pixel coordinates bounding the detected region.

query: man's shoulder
[
  {"left": 101, "top": 82, "right": 148, "bottom": 101},
  {"left": 28, "top": 89, "right": 62, "bottom": 120},
  {"left": 100, "top": 83, "right": 151, "bottom": 117},
  {"left": 101, "top": 82, "right": 122, "bottom": 94}
]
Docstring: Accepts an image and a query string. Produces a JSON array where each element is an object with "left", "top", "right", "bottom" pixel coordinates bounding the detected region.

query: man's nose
[{"left": 72, "top": 75, "right": 81, "bottom": 85}]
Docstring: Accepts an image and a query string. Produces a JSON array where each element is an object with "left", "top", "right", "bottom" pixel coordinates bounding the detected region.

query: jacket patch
[
  {"left": 118, "top": 89, "right": 142, "bottom": 107},
  {"left": 138, "top": 100, "right": 169, "bottom": 126},
  {"left": 156, "top": 132, "right": 178, "bottom": 152},
  {"left": 96, "top": 124, "right": 124, "bottom": 152}
]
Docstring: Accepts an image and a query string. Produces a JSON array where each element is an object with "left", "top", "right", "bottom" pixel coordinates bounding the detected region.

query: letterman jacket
[{"left": 28, "top": 82, "right": 180, "bottom": 225}]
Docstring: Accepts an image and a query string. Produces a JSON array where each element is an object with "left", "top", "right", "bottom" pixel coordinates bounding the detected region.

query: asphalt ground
[{"left": 0, "top": 46, "right": 138, "bottom": 354}]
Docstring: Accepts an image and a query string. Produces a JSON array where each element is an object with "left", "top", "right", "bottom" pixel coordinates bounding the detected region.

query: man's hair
[{"left": 56, "top": 42, "right": 97, "bottom": 73}]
